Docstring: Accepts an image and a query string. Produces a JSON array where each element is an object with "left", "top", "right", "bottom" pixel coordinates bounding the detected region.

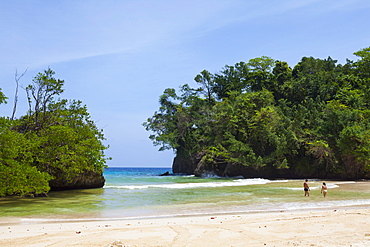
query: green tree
[
  {"left": 212, "top": 62, "right": 250, "bottom": 100},
  {"left": 0, "top": 88, "right": 7, "bottom": 105},
  {"left": 213, "top": 90, "right": 293, "bottom": 169},
  {"left": 353, "top": 47, "right": 370, "bottom": 78},
  {"left": 247, "top": 56, "right": 275, "bottom": 91},
  {"left": 337, "top": 123, "right": 370, "bottom": 178},
  {"left": 24, "top": 99, "right": 108, "bottom": 183},
  {"left": 194, "top": 70, "right": 215, "bottom": 105},
  {"left": 0, "top": 118, "right": 52, "bottom": 196},
  {"left": 272, "top": 61, "right": 292, "bottom": 100},
  {"left": 25, "top": 68, "right": 64, "bottom": 130},
  {"left": 0, "top": 69, "right": 109, "bottom": 195}
]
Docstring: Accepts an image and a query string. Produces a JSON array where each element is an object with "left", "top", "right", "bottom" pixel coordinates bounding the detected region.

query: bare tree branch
[{"left": 11, "top": 68, "right": 28, "bottom": 120}]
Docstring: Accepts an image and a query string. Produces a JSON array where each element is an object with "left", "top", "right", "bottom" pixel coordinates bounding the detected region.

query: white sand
[{"left": 1, "top": 207, "right": 370, "bottom": 246}]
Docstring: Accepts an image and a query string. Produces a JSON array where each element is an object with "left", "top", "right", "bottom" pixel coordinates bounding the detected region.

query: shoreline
[
  {"left": 1, "top": 207, "right": 370, "bottom": 246},
  {"left": 4, "top": 204, "right": 369, "bottom": 226},
  {"left": 2, "top": 202, "right": 370, "bottom": 226}
]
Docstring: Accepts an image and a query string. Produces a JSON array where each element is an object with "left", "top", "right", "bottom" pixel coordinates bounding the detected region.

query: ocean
[{"left": 1, "top": 167, "right": 370, "bottom": 223}]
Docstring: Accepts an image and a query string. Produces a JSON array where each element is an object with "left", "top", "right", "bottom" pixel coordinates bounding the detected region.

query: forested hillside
[
  {"left": 144, "top": 47, "right": 370, "bottom": 179},
  {"left": 0, "top": 69, "right": 109, "bottom": 197}
]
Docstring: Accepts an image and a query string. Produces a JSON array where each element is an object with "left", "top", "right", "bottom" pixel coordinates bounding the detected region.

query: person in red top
[{"left": 303, "top": 179, "right": 310, "bottom": 196}]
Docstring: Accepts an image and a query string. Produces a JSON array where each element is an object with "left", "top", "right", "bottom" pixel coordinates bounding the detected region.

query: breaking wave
[{"left": 104, "top": 178, "right": 288, "bottom": 190}]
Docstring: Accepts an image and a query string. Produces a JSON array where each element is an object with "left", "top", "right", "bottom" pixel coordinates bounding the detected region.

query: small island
[
  {"left": 144, "top": 47, "right": 370, "bottom": 180},
  {"left": 0, "top": 69, "right": 109, "bottom": 197}
]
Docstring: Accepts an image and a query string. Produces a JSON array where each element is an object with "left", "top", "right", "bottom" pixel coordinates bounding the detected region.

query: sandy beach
[{"left": 1, "top": 207, "right": 369, "bottom": 247}]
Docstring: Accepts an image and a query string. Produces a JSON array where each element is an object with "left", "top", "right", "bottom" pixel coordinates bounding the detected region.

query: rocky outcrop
[
  {"left": 49, "top": 170, "right": 105, "bottom": 191},
  {"left": 159, "top": 171, "right": 171, "bottom": 176},
  {"left": 222, "top": 163, "right": 286, "bottom": 178},
  {"left": 193, "top": 156, "right": 228, "bottom": 177},
  {"left": 173, "top": 152, "right": 296, "bottom": 178},
  {"left": 172, "top": 152, "right": 370, "bottom": 179},
  {"left": 172, "top": 150, "right": 204, "bottom": 174}
]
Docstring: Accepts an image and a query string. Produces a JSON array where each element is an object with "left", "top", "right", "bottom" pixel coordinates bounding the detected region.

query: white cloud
[{"left": 1, "top": 0, "right": 241, "bottom": 70}]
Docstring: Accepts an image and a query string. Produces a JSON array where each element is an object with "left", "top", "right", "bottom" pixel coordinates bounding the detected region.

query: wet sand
[{"left": 1, "top": 207, "right": 369, "bottom": 247}]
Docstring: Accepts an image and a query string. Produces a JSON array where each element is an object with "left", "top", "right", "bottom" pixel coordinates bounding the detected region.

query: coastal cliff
[
  {"left": 172, "top": 150, "right": 204, "bottom": 174},
  {"left": 173, "top": 152, "right": 370, "bottom": 180}
]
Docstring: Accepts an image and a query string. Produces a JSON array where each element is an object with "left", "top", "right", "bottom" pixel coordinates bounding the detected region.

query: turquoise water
[{"left": 1, "top": 167, "right": 370, "bottom": 223}]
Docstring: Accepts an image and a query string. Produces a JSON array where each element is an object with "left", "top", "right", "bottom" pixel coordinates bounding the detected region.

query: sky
[{"left": 1, "top": 0, "right": 369, "bottom": 168}]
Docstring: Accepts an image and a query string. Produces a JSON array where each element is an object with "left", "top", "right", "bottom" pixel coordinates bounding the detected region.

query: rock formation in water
[
  {"left": 172, "top": 151, "right": 364, "bottom": 179},
  {"left": 172, "top": 150, "right": 204, "bottom": 174},
  {"left": 49, "top": 170, "right": 105, "bottom": 191}
]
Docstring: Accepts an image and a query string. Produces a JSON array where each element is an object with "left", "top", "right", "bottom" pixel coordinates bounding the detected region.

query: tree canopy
[
  {"left": 0, "top": 69, "right": 109, "bottom": 197},
  {"left": 144, "top": 47, "right": 370, "bottom": 179}
]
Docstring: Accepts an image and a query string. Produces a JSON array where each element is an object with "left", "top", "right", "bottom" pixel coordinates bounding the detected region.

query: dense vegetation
[
  {"left": 144, "top": 47, "right": 370, "bottom": 179},
  {"left": 0, "top": 69, "right": 109, "bottom": 197}
]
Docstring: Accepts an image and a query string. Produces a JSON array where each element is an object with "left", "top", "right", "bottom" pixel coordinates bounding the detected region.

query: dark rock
[
  {"left": 49, "top": 170, "right": 105, "bottom": 191},
  {"left": 172, "top": 150, "right": 370, "bottom": 179},
  {"left": 34, "top": 192, "right": 48, "bottom": 197},
  {"left": 172, "top": 150, "right": 204, "bottom": 174},
  {"left": 223, "top": 163, "right": 276, "bottom": 178},
  {"left": 194, "top": 157, "right": 228, "bottom": 177},
  {"left": 174, "top": 151, "right": 292, "bottom": 179},
  {"left": 159, "top": 171, "right": 171, "bottom": 176}
]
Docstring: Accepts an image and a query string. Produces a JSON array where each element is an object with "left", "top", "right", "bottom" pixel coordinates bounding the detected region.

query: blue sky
[{"left": 1, "top": 0, "right": 369, "bottom": 168}]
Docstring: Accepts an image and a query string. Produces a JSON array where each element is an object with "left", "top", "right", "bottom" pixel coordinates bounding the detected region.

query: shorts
[{"left": 304, "top": 188, "right": 309, "bottom": 191}]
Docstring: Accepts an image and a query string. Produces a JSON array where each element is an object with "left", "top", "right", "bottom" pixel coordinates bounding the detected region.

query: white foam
[
  {"left": 104, "top": 178, "right": 271, "bottom": 190},
  {"left": 333, "top": 181, "right": 357, "bottom": 184},
  {"left": 285, "top": 182, "right": 340, "bottom": 191},
  {"left": 278, "top": 199, "right": 370, "bottom": 211}
]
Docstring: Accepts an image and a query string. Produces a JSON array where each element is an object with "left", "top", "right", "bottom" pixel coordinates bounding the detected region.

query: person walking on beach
[
  {"left": 303, "top": 179, "right": 310, "bottom": 196},
  {"left": 321, "top": 182, "right": 328, "bottom": 198}
]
